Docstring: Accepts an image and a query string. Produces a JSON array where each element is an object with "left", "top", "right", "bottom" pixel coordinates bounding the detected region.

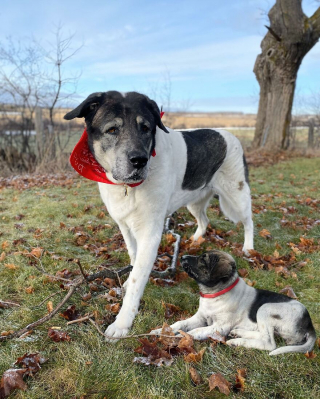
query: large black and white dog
[
  {"left": 152, "top": 251, "right": 316, "bottom": 355},
  {"left": 64, "top": 91, "right": 254, "bottom": 341}
]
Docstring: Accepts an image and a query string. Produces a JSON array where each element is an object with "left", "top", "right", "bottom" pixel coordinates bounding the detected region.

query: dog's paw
[
  {"left": 150, "top": 328, "right": 162, "bottom": 336},
  {"left": 229, "top": 330, "right": 240, "bottom": 338},
  {"left": 104, "top": 322, "right": 130, "bottom": 343},
  {"left": 226, "top": 338, "right": 244, "bottom": 347}
]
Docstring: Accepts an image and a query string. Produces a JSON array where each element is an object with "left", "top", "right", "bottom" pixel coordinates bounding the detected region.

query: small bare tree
[
  {"left": 0, "top": 26, "right": 82, "bottom": 174},
  {"left": 253, "top": 0, "right": 320, "bottom": 150}
]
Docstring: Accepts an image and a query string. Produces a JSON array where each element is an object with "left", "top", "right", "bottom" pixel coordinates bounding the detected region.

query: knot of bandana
[{"left": 70, "top": 111, "right": 164, "bottom": 186}]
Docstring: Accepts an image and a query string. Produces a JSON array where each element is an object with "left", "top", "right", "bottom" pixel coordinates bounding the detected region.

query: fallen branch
[
  {"left": 86, "top": 265, "right": 133, "bottom": 282},
  {"left": 88, "top": 318, "right": 179, "bottom": 341},
  {"left": 0, "top": 300, "right": 21, "bottom": 309},
  {"left": 0, "top": 278, "right": 83, "bottom": 341},
  {"left": 67, "top": 313, "right": 94, "bottom": 325}
]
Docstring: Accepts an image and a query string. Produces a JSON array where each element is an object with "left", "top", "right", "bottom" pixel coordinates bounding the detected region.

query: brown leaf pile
[
  {"left": 0, "top": 353, "right": 47, "bottom": 398},
  {"left": 0, "top": 173, "right": 77, "bottom": 190},
  {"left": 133, "top": 323, "right": 205, "bottom": 367}
]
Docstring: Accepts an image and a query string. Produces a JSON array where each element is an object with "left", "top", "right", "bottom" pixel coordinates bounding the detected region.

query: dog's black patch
[
  {"left": 249, "top": 289, "right": 292, "bottom": 323},
  {"left": 181, "top": 129, "right": 227, "bottom": 190},
  {"left": 296, "top": 308, "right": 315, "bottom": 335},
  {"left": 243, "top": 154, "right": 249, "bottom": 184},
  {"left": 271, "top": 314, "right": 282, "bottom": 320}
]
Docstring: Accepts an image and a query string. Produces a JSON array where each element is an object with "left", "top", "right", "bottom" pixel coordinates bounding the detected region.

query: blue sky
[{"left": 0, "top": 0, "right": 319, "bottom": 113}]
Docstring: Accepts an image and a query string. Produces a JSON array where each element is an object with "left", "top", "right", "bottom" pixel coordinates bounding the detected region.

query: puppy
[{"left": 152, "top": 251, "right": 316, "bottom": 355}]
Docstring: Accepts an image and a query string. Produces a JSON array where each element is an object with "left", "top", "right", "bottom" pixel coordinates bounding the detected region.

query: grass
[{"left": 0, "top": 157, "right": 320, "bottom": 399}]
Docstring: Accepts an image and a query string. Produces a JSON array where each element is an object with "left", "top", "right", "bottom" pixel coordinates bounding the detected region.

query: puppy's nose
[{"left": 128, "top": 151, "right": 148, "bottom": 169}]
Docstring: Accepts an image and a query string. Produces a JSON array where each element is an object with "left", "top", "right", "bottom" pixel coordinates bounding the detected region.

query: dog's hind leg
[
  {"left": 227, "top": 307, "right": 276, "bottom": 351},
  {"left": 187, "top": 190, "right": 213, "bottom": 241},
  {"left": 215, "top": 180, "right": 253, "bottom": 254}
]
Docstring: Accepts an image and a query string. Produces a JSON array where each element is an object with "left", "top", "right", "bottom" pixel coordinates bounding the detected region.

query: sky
[{"left": 0, "top": 0, "right": 319, "bottom": 113}]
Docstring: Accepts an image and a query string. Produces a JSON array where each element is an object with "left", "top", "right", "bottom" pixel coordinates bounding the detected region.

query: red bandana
[
  {"left": 199, "top": 277, "right": 240, "bottom": 298},
  {"left": 70, "top": 111, "right": 165, "bottom": 186}
]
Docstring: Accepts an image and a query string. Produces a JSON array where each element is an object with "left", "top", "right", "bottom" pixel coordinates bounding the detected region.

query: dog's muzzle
[{"left": 128, "top": 151, "right": 148, "bottom": 169}]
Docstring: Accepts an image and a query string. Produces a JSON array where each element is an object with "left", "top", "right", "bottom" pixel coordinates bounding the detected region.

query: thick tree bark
[{"left": 253, "top": 1, "right": 320, "bottom": 150}]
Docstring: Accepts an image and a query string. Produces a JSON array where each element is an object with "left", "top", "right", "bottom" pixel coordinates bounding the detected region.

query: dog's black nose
[{"left": 128, "top": 152, "right": 148, "bottom": 169}]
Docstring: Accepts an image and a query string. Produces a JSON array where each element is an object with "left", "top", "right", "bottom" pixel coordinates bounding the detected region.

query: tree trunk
[
  {"left": 253, "top": 0, "right": 320, "bottom": 150},
  {"left": 35, "top": 107, "right": 44, "bottom": 160},
  {"left": 308, "top": 119, "right": 315, "bottom": 148}
]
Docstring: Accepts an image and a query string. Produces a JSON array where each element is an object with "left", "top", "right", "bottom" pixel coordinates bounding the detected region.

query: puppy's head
[
  {"left": 64, "top": 91, "right": 168, "bottom": 184},
  {"left": 181, "top": 251, "right": 237, "bottom": 288}
]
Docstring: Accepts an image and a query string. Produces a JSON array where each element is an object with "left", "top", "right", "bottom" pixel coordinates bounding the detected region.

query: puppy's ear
[
  {"left": 147, "top": 99, "right": 169, "bottom": 133},
  {"left": 64, "top": 92, "right": 105, "bottom": 120}
]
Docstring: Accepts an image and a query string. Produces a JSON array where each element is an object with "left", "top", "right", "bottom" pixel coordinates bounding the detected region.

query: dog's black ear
[
  {"left": 147, "top": 99, "right": 169, "bottom": 133},
  {"left": 64, "top": 92, "right": 105, "bottom": 120}
]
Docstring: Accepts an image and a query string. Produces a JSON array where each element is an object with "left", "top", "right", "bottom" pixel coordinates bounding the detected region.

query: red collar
[
  {"left": 199, "top": 277, "right": 240, "bottom": 298},
  {"left": 69, "top": 111, "right": 164, "bottom": 186}
]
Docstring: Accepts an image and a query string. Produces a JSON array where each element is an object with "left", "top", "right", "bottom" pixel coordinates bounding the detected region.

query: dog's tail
[{"left": 269, "top": 329, "right": 316, "bottom": 356}]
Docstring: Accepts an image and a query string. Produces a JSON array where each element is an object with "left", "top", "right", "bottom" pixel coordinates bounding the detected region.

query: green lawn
[{"left": 0, "top": 157, "right": 319, "bottom": 399}]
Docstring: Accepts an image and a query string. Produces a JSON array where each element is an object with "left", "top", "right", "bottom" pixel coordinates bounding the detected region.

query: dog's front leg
[{"left": 105, "top": 223, "right": 164, "bottom": 342}]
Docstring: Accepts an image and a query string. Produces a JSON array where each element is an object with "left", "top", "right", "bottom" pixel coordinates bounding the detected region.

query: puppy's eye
[
  {"left": 141, "top": 125, "right": 149, "bottom": 133},
  {"left": 107, "top": 127, "right": 117, "bottom": 134}
]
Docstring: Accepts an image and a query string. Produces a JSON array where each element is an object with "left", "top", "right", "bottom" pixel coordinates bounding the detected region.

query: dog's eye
[
  {"left": 107, "top": 127, "right": 117, "bottom": 134},
  {"left": 141, "top": 125, "right": 149, "bottom": 133}
]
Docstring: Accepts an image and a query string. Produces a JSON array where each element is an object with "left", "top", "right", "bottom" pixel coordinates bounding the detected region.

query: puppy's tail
[{"left": 269, "top": 330, "right": 316, "bottom": 356}]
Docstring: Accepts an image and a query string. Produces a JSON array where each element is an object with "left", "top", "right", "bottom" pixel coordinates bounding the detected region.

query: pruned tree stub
[{"left": 253, "top": 0, "right": 320, "bottom": 150}]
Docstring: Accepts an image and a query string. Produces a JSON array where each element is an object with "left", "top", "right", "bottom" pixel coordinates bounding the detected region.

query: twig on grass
[
  {"left": 0, "top": 278, "right": 83, "bottom": 341},
  {"left": 74, "top": 258, "right": 89, "bottom": 285},
  {"left": 31, "top": 291, "right": 63, "bottom": 309},
  {"left": 67, "top": 313, "right": 94, "bottom": 325},
  {"left": 88, "top": 318, "right": 179, "bottom": 341},
  {"left": 0, "top": 300, "right": 20, "bottom": 308},
  {"left": 0, "top": 265, "right": 134, "bottom": 341},
  {"left": 86, "top": 265, "right": 133, "bottom": 282}
]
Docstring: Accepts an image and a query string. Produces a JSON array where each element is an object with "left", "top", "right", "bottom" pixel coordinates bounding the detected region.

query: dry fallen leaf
[
  {"left": 14, "top": 353, "right": 47, "bottom": 375},
  {"left": 234, "top": 368, "right": 247, "bottom": 392},
  {"left": 4, "top": 263, "right": 19, "bottom": 270},
  {"left": 184, "top": 348, "right": 206, "bottom": 363},
  {"left": 30, "top": 247, "right": 42, "bottom": 258},
  {"left": 189, "top": 366, "right": 202, "bottom": 385},
  {"left": 165, "top": 233, "right": 176, "bottom": 245},
  {"left": 0, "top": 252, "right": 6, "bottom": 261},
  {"left": 25, "top": 286, "right": 34, "bottom": 294},
  {"left": 238, "top": 268, "right": 248, "bottom": 278},
  {"left": 259, "top": 229, "right": 272, "bottom": 239},
  {"left": 208, "top": 372, "right": 231, "bottom": 395},
  {"left": 279, "top": 286, "right": 298, "bottom": 299},
  {"left": 48, "top": 328, "right": 71, "bottom": 342},
  {"left": 0, "top": 369, "right": 27, "bottom": 397},
  {"left": 209, "top": 331, "right": 227, "bottom": 347},
  {"left": 305, "top": 351, "right": 317, "bottom": 359},
  {"left": 60, "top": 305, "right": 80, "bottom": 321},
  {"left": 1, "top": 241, "right": 9, "bottom": 250},
  {"left": 162, "top": 301, "right": 181, "bottom": 319},
  {"left": 105, "top": 303, "right": 121, "bottom": 314},
  {"left": 47, "top": 301, "right": 53, "bottom": 313}
]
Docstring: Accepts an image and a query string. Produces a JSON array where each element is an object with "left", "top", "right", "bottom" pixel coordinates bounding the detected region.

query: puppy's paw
[
  {"left": 104, "top": 322, "right": 129, "bottom": 343},
  {"left": 149, "top": 328, "right": 162, "bottom": 336},
  {"left": 229, "top": 330, "right": 240, "bottom": 338},
  {"left": 226, "top": 338, "right": 244, "bottom": 347}
]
